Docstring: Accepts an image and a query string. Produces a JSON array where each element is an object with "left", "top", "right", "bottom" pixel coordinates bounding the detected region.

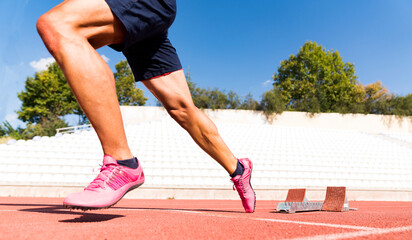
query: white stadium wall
[
  {"left": 120, "top": 106, "right": 412, "bottom": 134},
  {"left": 1, "top": 106, "right": 411, "bottom": 201}
]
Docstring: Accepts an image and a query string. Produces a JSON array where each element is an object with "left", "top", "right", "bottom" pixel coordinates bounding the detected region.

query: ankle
[
  {"left": 230, "top": 159, "right": 244, "bottom": 178},
  {"left": 104, "top": 150, "right": 133, "bottom": 161},
  {"left": 117, "top": 157, "right": 139, "bottom": 169}
]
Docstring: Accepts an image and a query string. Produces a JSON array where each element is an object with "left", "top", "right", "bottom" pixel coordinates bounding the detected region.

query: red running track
[{"left": 0, "top": 197, "right": 411, "bottom": 240}]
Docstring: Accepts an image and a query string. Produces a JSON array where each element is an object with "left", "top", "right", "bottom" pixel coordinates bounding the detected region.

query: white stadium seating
[{"left": 0, "top": 108, "right": 411, "bottom": 200}]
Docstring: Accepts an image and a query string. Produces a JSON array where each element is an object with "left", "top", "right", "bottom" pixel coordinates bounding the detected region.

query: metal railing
[{"left": 56, "top": 124, "right": 92, "bottom": 134}]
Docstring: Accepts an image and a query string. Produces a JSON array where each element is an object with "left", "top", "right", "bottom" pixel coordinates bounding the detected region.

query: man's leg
[
  {"left": 143, "top": 70, "right": 256, "bottom": 212},
  {"left": 142, "top": 70, "right": 238, "bottom": 174},
  {"left": 36, "top": 0, "right": 132, "bottom": 160},
  {"left": 37, "top": 0, "right": 146, "bottom": 210}
]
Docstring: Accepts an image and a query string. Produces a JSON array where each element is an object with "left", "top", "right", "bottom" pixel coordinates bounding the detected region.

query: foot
[
  {"left": 63, "top": 155, "right": 144, "bottom": 210},
  {"left": 231, "top": 158, "right": 256, "bottom": 213}
]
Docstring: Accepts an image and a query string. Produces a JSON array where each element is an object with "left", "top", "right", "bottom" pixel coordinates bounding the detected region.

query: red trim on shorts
[{"left": 145, "top": 68, "right": 183, "bottom": 81}]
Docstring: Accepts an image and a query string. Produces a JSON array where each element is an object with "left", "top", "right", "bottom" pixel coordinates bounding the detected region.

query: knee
[
  {"left": 36, "top": 12, "right": 74, "bottom": 56},
  {"left": 166, "top": 102, "right": 198, "bottom": 128},
  {"left": 37, "top": 13, "right": 60, "bottom": 54},
  {"left": 36, "top": 13, "right": 52, "bottom": 36}
]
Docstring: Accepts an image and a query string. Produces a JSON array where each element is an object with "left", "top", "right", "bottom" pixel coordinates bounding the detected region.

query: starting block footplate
[{"left": 277, "top": 201, "right": 324, "bottom": 213}]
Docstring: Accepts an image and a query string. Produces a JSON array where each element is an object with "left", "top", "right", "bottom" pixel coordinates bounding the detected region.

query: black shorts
[{"left": 104, "top": 0, "right": 182, "bottom": 81}]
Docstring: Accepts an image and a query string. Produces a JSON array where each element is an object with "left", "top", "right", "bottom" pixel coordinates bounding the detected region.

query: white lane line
[
  {"left": 181, "top": 210, "right": 376, "bottom": 231},
  {"left": 253, "top": 218, "right": 376, "bottom": 231},
  {"left": 114, "top": 208, "right": 377, "bottom": 231},
  {"left": 89, "top": 207, "right": 412, "bottom": 239},
  {"left": 289, "top": 225, "right": 412, "bottom": 240},
  {"left": 3, "top": 207, "right": 412, "bottom": 240}
]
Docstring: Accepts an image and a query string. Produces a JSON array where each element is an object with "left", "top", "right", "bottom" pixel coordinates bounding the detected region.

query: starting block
[
  {"left": 276, "top": 187, "right": 355, "bottom": 213},
  {"left": 276, "top": 188, "right": 323, "bottom": 213},
  {"left": 321, "top": 186, "right": 350, "bottom": 212}
]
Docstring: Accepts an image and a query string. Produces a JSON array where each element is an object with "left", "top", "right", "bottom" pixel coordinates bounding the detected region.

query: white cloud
[
  {"left": 4, "top": 113, "right": 22, "bottom": 128},
  {"left": 262, "top": 80, "right": 272, "bottom": 86},
  {"left": 101, "top": 54, "right": 110, "bottom": 63},
  {"left": 29, "top": 57, "right": 55, "bottom": 71},
  {"left": 5, "top": 113, "right": 17, "bottom": 122},
  {"left": 29, "top": 54, "right": 109, "bottom": 72}
]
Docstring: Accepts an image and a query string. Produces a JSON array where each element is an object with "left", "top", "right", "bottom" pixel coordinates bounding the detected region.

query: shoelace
[
  {"left": 85, "top": 164, "right": 117, "bottom": 191},
  {"left": 232, "top": 178, "right": 247, "bottom": 194}
]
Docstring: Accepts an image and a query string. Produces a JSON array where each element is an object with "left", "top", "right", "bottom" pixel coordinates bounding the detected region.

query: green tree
[
  {"left": 25, "top": 118, "right": 69, "bottom": 139},
  {"left": 390, "top": 94, "right": 412, "bottom": 117},
  {"left": 186, "top": 71, "right": 208, "bottom": 108},
  {"left": 15, "top": 60, "right": 148, "bottom": 139},
  {"left": 17, "top": 62, "right": 80, "bottom": 123},
  {"left": 15, "top": 62, "right": 75, "bottom": 138},
  {"left": 1, "top": 121, "right": 27, "bottom": 140},
  {"left": 114, "top": 60, "right": 148, "bottom": 106},
  {"left": 186, "top": 72, "right": 222, "bottom": 109},
  {"left": 186, "top": 71, "right": 195, "bottom": 94},
  {"left": 186, "top": 71, "right": 259, "bottom": 110},
  {"left": 0, "top": 124, "right": 7, "bottom": 137},
  {"left": 362, "top": 81, "right": 391, "bottom": 114},
  {"left": 272, "top": 41, "right": 361, "bottom": 113},
  {"left": 240, "top": 93, "right": 259, "bottom": 110},
  {"left": 206, "top": 88, "right": 229, "bottom": 109},
  {"left": 227, "top": 91, "right": 240, "bottom": 109},
  {"left": 1, "top": 118, "right": 69, "bottom": 140},
  {"left": 260, "top": 89, "right": 285, "bottom": 115}
]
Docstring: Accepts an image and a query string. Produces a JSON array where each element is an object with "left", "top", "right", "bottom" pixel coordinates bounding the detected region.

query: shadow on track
[
  {"left": 0, "top": 203, "right": 124, "bottom": 223},
  {"left": 0, "top": 202, "right": 246, "bottom": 222},
  {"left": 112, "top": 206, "right": 244, "bottom": 213}
]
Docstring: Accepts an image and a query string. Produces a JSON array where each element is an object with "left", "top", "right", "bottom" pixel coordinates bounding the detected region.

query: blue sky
[{"left": 1, "top": 0, "right": 411, "bottom": 127}]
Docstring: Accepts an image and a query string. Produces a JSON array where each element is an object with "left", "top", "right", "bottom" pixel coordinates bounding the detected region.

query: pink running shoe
[
  {"left": 63, "top": 155, "right": 144, "bottom": 210},
  {"left": 231, "top": 158, "right": 256, "bottom": 213}
]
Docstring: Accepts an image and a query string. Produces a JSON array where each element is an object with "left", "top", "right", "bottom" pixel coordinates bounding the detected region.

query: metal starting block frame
[
  {"left": 276, "top": 187, "right": 355, "bottom": 213},
  {"left": 276, "top": 201, "right": 324, "bottom": 213}
]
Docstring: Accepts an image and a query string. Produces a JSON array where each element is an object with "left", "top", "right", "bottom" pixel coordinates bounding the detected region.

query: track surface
[{"left": 0, "top": 197, "right": 411, "bottom": 240}]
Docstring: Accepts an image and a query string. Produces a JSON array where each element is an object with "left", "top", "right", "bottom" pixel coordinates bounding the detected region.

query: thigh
[
  {"left": 124, "top": 34, "right": 182, "bottom": 81},
  {"left": 106, "top": 0, "right": 177, "bottom": 51},
  {"left": 141, "top": 70, "right": 195, "bottom": 110},
  {"left": 43, "top": 0, "right": 126, "bottom": 48}
]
